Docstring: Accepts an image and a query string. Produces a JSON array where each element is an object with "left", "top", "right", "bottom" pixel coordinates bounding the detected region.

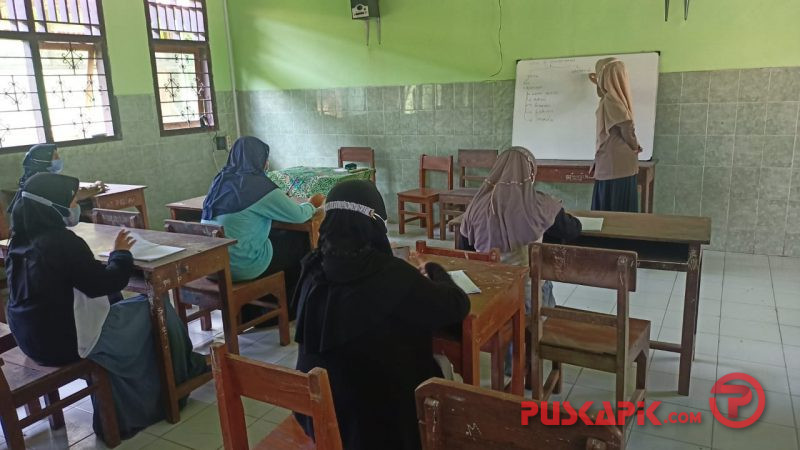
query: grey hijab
[{"left": 460, "top": 147, "right": 563, "bottom": 253}]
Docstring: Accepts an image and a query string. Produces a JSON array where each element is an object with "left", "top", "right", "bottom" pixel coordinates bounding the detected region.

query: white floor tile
[
  {"left": 635, "top": 402, "right": 712, "bottom": 447},
  {"left": 628, "top": 431, "right": 711, "bottom": 450},
  {"left": 781, "top": 325, "right": 800, "bottom": 347},
  {"left": 779, "top": 308, "right": 800, "bottom": 327},
  {"left": 717, "top": 359, "right": 790, "bottom": 394},
  {"left": 718, "top": 336, "right": 785, "bottom": 367},
  {"left": 719, "top": 318, "right": 782, "bottom": 343},
  {"left": 721, "top": 302, "right": 778, "bottom": 324},
  {"left": 646, "top": 370, "right": 716, "bottom": 412},
  {"left": 712, "top": 420, "right": 798, "bottom": 450}
]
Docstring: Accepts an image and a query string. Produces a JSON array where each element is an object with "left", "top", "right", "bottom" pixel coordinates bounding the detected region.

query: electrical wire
[{"left": 489, "top": 0, "right": 504, "bottom": 78}]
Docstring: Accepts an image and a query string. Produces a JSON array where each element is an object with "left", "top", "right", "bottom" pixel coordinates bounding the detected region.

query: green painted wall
[
  {"left": 102, "top": 0, "right": 232, "bottom": 95},
  {"left": 227, "top": 0, "right": 800, "bottom": 91}
]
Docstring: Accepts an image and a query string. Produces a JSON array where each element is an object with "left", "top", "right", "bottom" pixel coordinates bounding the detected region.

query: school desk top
[
  {"left": 1, "top": 222, "right": 235, "bottom": 271},
  {"left": 569, "top": 210, "right": 711, "bottom": 245}
]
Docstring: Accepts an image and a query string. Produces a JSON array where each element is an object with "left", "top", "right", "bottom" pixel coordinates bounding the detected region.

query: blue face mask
[
  {"left": 48, "top": 159, "right": 64, "bottom": 174},
  {"left": 21, "top": 191, "right": 81, "bottom": 227}
]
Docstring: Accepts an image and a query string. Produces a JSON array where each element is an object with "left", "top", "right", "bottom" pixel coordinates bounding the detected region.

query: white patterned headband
[{"left": 325, "top": 201, "right": 387, "bottom": 222}]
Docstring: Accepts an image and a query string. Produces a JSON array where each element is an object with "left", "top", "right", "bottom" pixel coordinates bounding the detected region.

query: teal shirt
[{"left": 202, "top": 190, "right": 315, "bottom": 281}]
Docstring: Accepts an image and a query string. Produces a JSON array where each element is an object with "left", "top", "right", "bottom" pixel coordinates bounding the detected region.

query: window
[
  {"left": 144, "top": 0, "right": 216, "bottom": 134},
  {"left": 0, "top": 0, "right": 116, "bottom": 151}
]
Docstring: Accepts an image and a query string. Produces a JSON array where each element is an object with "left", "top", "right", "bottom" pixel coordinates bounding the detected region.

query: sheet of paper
[
  {"left": 576, "top": 216, "right": 604, "bottom": 232},
  {"left": 448, "top": 270, "right": 481, "bottom": 294},
  {"left": 100, "top": 233, "right": 184, "bottom": 262}
]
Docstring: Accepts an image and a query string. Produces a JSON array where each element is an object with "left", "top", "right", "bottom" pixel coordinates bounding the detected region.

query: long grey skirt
[{"left": 88, "top": 296, "right": 208, "bottom": 439}]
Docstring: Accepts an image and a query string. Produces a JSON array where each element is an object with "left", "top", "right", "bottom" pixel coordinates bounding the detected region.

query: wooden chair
[
  {"left": 415, "top": 241, "right": 514, "bottom": 392},
  {"left": 0, "top": 323, "right": 121, "bottom": 449},
  {"left": 397, "top": 155, "right": 453, "bottom": 239},
  {"left": 438, "top": 150, "right": 498, "bottom": 240},
  {"left": 415, "top": 378, "right": 622, "bottom": 450},
  {"left": 164, "top": 220, "right": 290, "bottom": 347},
  {"left": 91, "top": 208, "right": 145, "bottom": 229},
  {"left": 528, "top": 243, "right": 649, "bottom": 429},
  {"left": 211, "top": 343, "right": 343, "bottom": 450},
  {"left": 338, "top": 147, "right": 376, "bottom": 183},
  {"left": 457, "top": 149, "right": 498, "bottom": 188}
]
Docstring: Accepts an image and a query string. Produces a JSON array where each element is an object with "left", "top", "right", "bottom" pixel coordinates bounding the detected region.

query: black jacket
[{"left": 6, "top": 228, "right": 134, "bottom": 366}]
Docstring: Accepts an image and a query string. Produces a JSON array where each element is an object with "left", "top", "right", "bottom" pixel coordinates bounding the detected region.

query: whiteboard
[{"left": 512, "top": 52, "right": 659, "bottom": 161}]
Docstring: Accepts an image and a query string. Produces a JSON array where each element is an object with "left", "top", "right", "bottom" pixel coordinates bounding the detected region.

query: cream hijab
[
  {"left": 595, "top": 58, "right": 635, "bottom": 150},
  {"left": 460, "top": 147, "right": 563, "bottom": 253}
]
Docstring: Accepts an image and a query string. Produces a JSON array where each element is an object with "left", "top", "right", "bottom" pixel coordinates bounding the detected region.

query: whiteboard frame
[{"left": 511, "top": 51, "right": 660, "bottom": 161}]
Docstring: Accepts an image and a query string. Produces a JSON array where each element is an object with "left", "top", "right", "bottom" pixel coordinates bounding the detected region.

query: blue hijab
[
  {"left": 202, "top": 136, "right": 279, "bottom": 220},
  {"left": 7, "top": 144, "right": 59, "bottom": 213}
]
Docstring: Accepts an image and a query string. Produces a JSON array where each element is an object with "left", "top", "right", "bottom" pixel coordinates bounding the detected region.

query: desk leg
[
  {"left": 511, "top": 306, "right": 525, "bottom": 396},
  {"left": 461, "top": 321, "right": 480, "bottom": 387},
  {"left": 678, "top": 244, "right": 701, "bottom": 395},
  {"left": 217, "top": 262, "right": 239, "bottom": 355},
  {"left": 151, "top": 291, "right": 181, "bottom": 423},
  {"left": 134, "top": 191, "right": 150, "bottom": 228},
  {"left": 647, "top": 176, "right": 655, "bottom": 213}
]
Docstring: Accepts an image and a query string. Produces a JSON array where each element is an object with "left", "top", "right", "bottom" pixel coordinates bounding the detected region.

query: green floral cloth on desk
[{"left": 267, "top": 166, "right": 375, "bottom": 198}]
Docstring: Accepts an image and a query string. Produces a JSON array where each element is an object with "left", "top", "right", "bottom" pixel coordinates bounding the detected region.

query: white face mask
[{"left": 21, "top": 191, "right": 81, "bottom": 227}]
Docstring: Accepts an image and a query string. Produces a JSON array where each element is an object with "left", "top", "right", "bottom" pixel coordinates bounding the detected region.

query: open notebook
[
  {"left": 100, "top": 233, "right": 184, "bottom": 262},
  {"left": 448, "top": 270, "right": 481, "bottom": 294}
]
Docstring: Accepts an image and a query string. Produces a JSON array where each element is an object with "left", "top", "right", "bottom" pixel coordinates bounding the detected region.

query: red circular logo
[{"left": 709, "top": 373, "right": 765, "bottom": 428}]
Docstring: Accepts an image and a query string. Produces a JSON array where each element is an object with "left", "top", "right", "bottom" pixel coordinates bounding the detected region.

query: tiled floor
[{"left": 2, "top": 225, "right": 800, "bottom": 449}]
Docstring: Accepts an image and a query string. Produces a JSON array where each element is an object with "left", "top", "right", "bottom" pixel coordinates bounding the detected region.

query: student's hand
[
  {"left": 113, "top": 229, "right": 136, "bottom": 252},
  {"left": 408, "top": 251, "right": 429, "bottom": 277},
  {"left": 309, "top": 194, "right": 326, "bottom": 208}
]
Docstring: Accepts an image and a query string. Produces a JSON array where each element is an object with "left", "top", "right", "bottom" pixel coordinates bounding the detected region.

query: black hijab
[
  {"left": 294, "top": 180, "right": 400, "bottom": 353},
  {"left": 7, "top": 144, "right": 58, "bottom": 213},
  {"left": 10, "top": 173, "right": 79, "bottom": 244},
  {"left": 202, "top": 136, "right": 279, "bottom": 220}
]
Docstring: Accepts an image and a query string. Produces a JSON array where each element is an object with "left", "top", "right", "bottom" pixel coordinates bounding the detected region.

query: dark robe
[{"left": 294, "top": 253, "right": 469, "bottom": 450}]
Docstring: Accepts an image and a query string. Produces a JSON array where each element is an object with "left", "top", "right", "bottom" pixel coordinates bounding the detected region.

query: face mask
[
  {"left": 21, "top": 191, "right": 81, "bottom": 227},
  {"left": 48, "top": 159, "right": 64, "bottom": 174}
]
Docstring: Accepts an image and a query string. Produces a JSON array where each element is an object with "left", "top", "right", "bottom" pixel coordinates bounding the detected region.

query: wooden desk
[
  {"left": 537, "top": 160, "right": 656, "bottom": 213},
  {"left": 2, "top": 183, "right": 150, "bottom": 228},
  {"left": 87, "top": 184, "right": 149, "bottom": 228},
  {"left": 424, "top": 255, "right": 527, "bottom": 396},
  {"left": 2, "top": 223, "right": 236, "bottom": 423},
  {"left": 165, "top": 195, "right": 324, "bottom": 249},
  {"left": 559, "top": 211, "right": 711, "bottom": 395}
]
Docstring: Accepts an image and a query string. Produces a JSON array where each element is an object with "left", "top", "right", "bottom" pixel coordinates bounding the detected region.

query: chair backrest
[
  {"left": 457, "top": 149, "right": 498, "bottom": 188},
  {"left": 528, "top": 243, "right": 637, "bottom": 364},
  {"left": 415, "top": 378, "right": 622, "bottom": 450},
  {"left": 211, "top": 343, "right": 343, "bottom": 450},
  {"left": 416, "top": 240, "right": 500, "bottom": 263},
  {"left": 91, "top": 209, "right": 145, "bottom": 229},
  {"left": 338, "top": 147, "right": 376, "bottom": 182},
  {"left": 419, "top": 155, "right": 454, "bottom": 190},
  {"left": 164, "top": 219, "right": 225, "bottom": 238}
]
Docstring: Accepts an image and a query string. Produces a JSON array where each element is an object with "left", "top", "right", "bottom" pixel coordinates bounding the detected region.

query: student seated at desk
[
  {"left": 459, "top": 146, "right": 582, "bottom": 309},
  {"left": 6, "top": 144, "right": 104, "bottom": 213},
  {"left": 202, "top": 136, "right": 324, "bottom": 322},
  {"left": 5, "top": 173, "right": 206, "bottom": 439},
  {"left": 293, "top": 180, "right": 470, "bottom": 450}
]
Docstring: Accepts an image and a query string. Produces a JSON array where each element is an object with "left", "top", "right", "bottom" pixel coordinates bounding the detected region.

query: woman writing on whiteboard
[{"left": 589, "top": 58, "right": 642, "bottom": 212}]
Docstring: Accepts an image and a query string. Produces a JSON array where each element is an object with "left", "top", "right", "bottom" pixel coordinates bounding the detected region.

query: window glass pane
[
  {"left": 0, "top": 0, "right": 30, "bottom": 32},
  {"left": 0, "top": 39, "right": 46, "bottom": 149},
  {"left": 32, "top": 0, "right": 101, "bottom": 36},
  {"left": 39, "top": 41, "right": 113, "bottom": 141},
  {"left": 154, "top": 49, "right": 214, "bottom": 130},
  {"left": 147, "top": 0, "right": 205, "bottom": 41}
]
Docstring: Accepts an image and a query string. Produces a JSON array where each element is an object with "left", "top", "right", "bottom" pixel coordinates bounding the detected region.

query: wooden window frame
[
  {"left": 143, "top": 0, "right": 217, "bottom": 137},
  {"left": 0, "top": 0, "right": 120, "bottom": 154}
]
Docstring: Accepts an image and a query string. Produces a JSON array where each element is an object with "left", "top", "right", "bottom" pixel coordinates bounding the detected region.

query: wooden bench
[
  {"left": 0, "top": 323, "right": 120, "bottom": 449},
  {"left": 211, "top": 343, "right": 342, "bottom": 449},
  {"left": 416, "top": 378, "right": 622, "bottom": 449}
]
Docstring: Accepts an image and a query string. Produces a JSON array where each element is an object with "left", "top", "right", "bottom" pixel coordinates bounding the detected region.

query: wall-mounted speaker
[{"left": 351, "top": 0, "right": 380, "bottom": 20}]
